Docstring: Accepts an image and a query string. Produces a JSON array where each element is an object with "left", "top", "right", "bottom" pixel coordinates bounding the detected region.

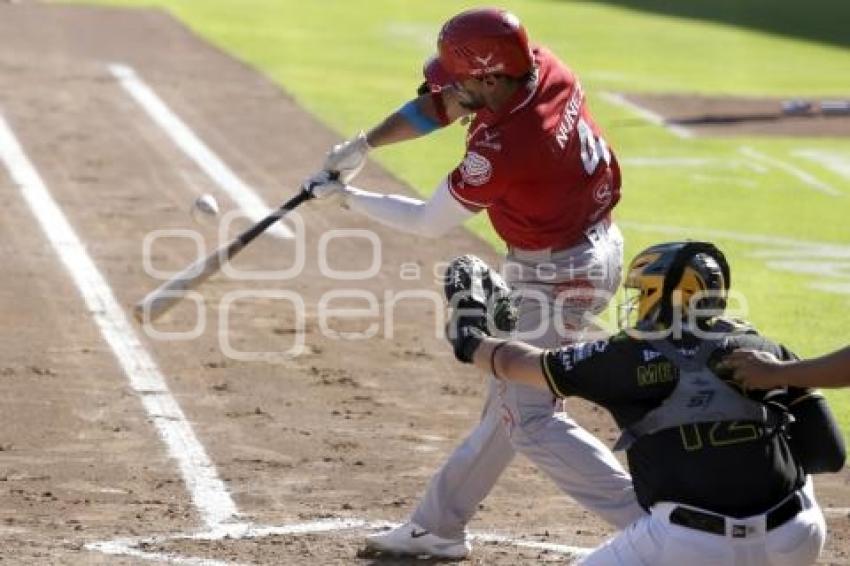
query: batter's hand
[
  {"left": 303, "top": 171, "right": 347, "bottom": 206},
  {"left": 723, "top": 349, "right": 788, "bottom": 390},
  {"left": 323, "top": 131, "right": 370, "bottom": 183}
]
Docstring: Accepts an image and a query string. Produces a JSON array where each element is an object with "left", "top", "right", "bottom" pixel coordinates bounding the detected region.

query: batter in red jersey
[
  {"left": 448, "top": 45, "right": 620, "bottom": 251},
  {"left": 306, "top": 7, "right": 643, "bottom": 559}
]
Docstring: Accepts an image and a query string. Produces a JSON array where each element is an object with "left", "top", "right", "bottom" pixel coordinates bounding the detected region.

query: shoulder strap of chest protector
[{"left": 613, "top": 337, "right": 791, "bottom": 451}]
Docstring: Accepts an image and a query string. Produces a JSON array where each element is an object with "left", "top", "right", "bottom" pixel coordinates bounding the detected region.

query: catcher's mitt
[{"left": 444, "top": 255, "right": 517, "bottom": 362}]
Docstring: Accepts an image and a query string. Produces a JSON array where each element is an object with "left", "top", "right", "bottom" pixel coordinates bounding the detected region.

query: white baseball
[{"left": 190, "top": 194, "right": 220, "bottom": 224}]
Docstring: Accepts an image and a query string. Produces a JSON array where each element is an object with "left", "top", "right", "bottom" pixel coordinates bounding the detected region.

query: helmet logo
[
  {"left": 437, "top": 8, "right": 532, "bottom": 80},
  {"left": 594, "top": 182, "right": 612, "bottom": 204},
  {"left": 460, "top": 151, "right": 493, "bottom": 187},
  {"left": 474, "top": 53, "right": 494, "bottom": 66}
]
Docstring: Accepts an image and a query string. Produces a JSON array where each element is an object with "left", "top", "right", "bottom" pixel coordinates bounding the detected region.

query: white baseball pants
[
  {"left": 411, "top": 221, "right": 646, "bottom": 538},
  {"left": 580, "top": 478, "right": 825, "bottom": 566}
]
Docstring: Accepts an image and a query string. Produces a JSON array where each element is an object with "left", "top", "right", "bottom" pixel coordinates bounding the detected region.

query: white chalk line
[
  {"left": 689, "top": 173, "right": 758, "bottom": 189},
  {"left": 470, "top": 532, "right": 591, "bottom": 557},
  {"left": 85, "top": 518, "right": 592, "bottom": 564},
  {"left": 794, "top": 149, "right": 850, "bottom": 181},
  {"left": 603, "top": 97, "right": 846, "bottom": 197},
  {"left": 620, "top": 221, "right": 850, "bottom": 255},
  {"left": 0, "top": 111, "right": 238, "bottom": 528},
  {"left": 601, "top": 91, "right": 693, "bottom": 139},
  {"left": 108, "top": 63, "right": 294, "bottom": 239},
  {"left": 620, "top": 221, "right": 850, "bottom": 296},
  {"left": 813, "top": 282, "right": 850, "bottom": 294},
  {"left": 87, "top": 538, "right": 236, "bottom": 566},
  {"left": 740, "top": 146, "right": 842, "bottom": 197},
  {"left": 620, "top": 156, "right": 769, "bottom": 174},
  {"left": 85, "top": 519, "right": 371, "bottom": 566},
  {"left": 621, "top": 156, "right": 716, "bottom": 167}
]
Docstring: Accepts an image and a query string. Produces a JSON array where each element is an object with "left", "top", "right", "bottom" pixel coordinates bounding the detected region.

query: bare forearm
[
  {"left": 366, "top": 89, "right": 470, "bottom": 148},
  {"left": 472, "top": 338, "right": 550, "bottom": 392},
  {"left": 365, "top": 112, "right": 424, "bottom": 147},
  {"left": 783, "top": 347, "right": 850, "bottom": 388},
  {"left": 727, "top": 346, "right": 850, "bottom": 390}
]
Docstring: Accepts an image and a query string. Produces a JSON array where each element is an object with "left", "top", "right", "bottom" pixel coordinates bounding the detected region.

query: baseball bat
[{"left": 133, "top": 188, "right": 313, "bottom": 323}]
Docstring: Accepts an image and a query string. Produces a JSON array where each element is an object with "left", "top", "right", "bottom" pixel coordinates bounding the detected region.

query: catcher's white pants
[
  {"left": 580, "top": 478, "right": 825, "bottom": 566},
  {"left": 411, "top": 221, "right": 645, "bottom": 538}
]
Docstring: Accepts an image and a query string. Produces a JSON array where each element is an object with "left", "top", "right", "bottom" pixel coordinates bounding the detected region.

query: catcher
[{"left": 444, "top": 242, "right": 845, "bottom": 565}]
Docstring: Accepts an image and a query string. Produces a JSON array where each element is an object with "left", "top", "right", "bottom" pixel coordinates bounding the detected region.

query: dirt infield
[
  {"left": 0, "top": 4, "right": 848, "bottom": 565},
  {"left": 622, "top": 93, "right": 850, "bottom": 138}
]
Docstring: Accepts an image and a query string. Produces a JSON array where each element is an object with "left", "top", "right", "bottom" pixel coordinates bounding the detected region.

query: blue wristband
[{"left": 399, "top": 100, "right": 440, "bottom": 134}]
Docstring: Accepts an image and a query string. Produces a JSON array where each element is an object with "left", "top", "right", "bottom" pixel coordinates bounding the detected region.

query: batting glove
[
  {"left": 323, "top": 131, "right": 370, "bottom": 183},
  {"left": 303, "top": 170, "right": 348, "bottom": 206}
]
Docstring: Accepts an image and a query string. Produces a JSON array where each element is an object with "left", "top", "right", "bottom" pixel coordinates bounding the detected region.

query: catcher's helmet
[
  {"left": 621, "top": 241, "right": 730, "bottom": 329},
  {"left": 437, "top": 8, "right": 533, "bottom": 80}
]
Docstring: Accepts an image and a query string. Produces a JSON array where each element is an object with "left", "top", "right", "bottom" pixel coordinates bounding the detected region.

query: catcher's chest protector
[{"left": 614, "top": 338, "right": 784, "bottom": 451}]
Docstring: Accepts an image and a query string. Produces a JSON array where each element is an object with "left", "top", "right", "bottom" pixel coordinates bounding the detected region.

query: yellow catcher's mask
[{"left": 620, "top": 241, "right": 730, "bottom": 329}]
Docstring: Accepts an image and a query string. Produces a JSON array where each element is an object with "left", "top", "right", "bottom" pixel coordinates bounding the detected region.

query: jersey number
[
  {"left": 679, "top": 421, "right": 761, "bottom": 451},
  {"left": 578, "top": 118, "right": 611, "bottom": 175}
]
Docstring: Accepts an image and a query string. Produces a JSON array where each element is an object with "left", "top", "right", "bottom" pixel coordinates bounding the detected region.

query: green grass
[
  {"left": 69, "top": 0, "right": 850, "bottom": 434},
  {"left": 574, "top": 0, "right": 850, "bottom": 51}
]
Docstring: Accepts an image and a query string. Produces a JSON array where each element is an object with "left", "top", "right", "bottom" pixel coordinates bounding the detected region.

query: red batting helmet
[{"left": 437, "top": 8, "right": 533, "bottom": 80}]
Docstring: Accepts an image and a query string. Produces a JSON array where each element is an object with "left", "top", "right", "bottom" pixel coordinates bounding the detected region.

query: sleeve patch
[{"left": 460, "top": 151, "right": 493, "bottom": 187}]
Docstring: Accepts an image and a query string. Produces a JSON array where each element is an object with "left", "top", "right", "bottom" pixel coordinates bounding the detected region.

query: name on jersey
[
  {"left": 641, "top": 347, "right": 698, "bottom": 362},
  {"left": 554, "top": 81, "right": 584, "bottom": 150},
  {"left": 575, "top": 339, "right": 610, "bottom": 362},
  {"left": 637, "top": 362, "right": 675, "bottom": 387},
  {"left": 556, "top": 339, "right": 609, "bottom": 371},
  {"left": 642, "top": 349, "right": 662, "bottom": 362}
]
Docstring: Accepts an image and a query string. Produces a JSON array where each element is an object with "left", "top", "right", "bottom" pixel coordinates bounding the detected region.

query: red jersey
[{"left": 447, "top": 47, "right": 620, "bottom": 250}]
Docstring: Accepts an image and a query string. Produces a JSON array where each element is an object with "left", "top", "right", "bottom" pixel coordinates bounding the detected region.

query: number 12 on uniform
[{"left": 679, "top": 421, "right": 761, "bottom": 451}]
